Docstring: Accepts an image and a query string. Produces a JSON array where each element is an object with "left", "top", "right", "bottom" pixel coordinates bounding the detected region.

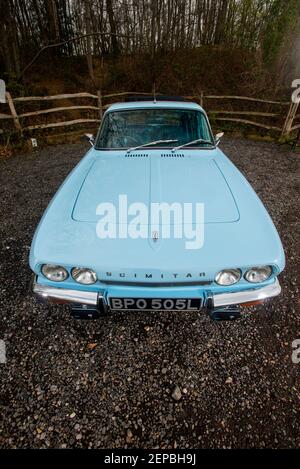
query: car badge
[{"left": 152, "top": 231, "right": 159, "bottom": 242}]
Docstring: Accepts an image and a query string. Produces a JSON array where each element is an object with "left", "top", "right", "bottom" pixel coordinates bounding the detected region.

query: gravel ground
[{"left": 0, "top": 138, "right": 299, "bottom": 449}]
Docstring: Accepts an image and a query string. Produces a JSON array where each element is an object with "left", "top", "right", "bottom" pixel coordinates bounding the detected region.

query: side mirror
[
  {"left": 215, "top": 132, "right": 224, "bottom": 146},
  {"left": 84, "top": 133, "right": 94, "bottom": 146}
]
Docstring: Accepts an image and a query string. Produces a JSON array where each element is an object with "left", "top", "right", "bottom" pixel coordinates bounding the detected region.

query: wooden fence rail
[
  {"left": 13, "top": 92, "right": 99, "bottom": 101},
  {"left": 213, "top": 117, "right": 282, "bottom": 131},
  {"left": 0, "top": 90, "right": 299, "bottom": 138},
  {"left": 203, "top": 95, "right": 290, "bottom": 105}
]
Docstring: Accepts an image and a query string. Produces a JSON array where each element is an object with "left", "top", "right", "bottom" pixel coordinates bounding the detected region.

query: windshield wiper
[
  {"left": 127, "top": 139, "right": 178, "bottom": 154},
  {"left": 172, "top": 138, "right": 214, "bottom": 152}
]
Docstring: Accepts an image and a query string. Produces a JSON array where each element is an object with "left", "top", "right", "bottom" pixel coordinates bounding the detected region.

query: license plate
[{"left": 109, "top": 297, "right": 202, "bottom": 311}]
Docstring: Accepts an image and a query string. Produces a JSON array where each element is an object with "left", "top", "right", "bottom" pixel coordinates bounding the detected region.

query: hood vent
[
  {"left": 161, "top": 153, "right": 184, "bottom": 158},
  {"left": 125, "top": 153, "right": 149, "bottom": 158}
]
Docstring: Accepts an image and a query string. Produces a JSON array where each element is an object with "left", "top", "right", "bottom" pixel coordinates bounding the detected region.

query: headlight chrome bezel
[
  {"left": 215, "top": 268, "right": 242, "bottom": 286},
  {"left": 71, "top": 267, "right": 97, "bottom": 285},
  {"left": 41, "top": 264, "right": 69, "bottom": 282},
  {"left": 244, "top": 266, "right": 272, "bottom": 283}
]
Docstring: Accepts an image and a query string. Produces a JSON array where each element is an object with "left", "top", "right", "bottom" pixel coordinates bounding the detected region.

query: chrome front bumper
[
  {"left": 213, "top": 278, "right": 281, "bottom": 307},
  {"left": 33, "top": 280, "right": 100, "bottom": 305},
  {"left": 32, "top": 276, "right": 281, "bottom": 310}
]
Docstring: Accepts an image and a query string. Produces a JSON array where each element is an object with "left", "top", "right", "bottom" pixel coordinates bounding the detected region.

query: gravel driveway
[{"left": 0, "top": 138, "right": 299, "bottom": 449}]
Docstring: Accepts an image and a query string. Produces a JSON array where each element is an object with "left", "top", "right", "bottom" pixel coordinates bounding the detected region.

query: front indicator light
[
  {"left": 71, "top": 267, "right": 97, "bottom": 285},
  {"left": 215, "top": 269, "right": 241, "bottom": 286},
  {"left": 240, "top": 300, "right": 264, "bottom": 307},
  {"left": 41, "top": 264, "right": 68, "bottom": 282},
  {"left": 244, "top": 266, "right": 272, "bottom": 283}
]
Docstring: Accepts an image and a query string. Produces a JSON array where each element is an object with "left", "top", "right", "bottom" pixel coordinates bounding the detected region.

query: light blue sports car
[{"left": 30, "top": 98, "right": 285, "bottom": 320}]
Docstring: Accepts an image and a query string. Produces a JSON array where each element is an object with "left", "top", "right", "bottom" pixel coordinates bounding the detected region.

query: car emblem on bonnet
[{"left": 152, "top": 231, "right": 159, "bottom": 242}]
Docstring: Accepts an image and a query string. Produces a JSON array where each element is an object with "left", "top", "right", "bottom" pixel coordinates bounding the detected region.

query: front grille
[
  {"left": 125, "top": 153, "right": 149, "bottom": 158},
  {"left": 161, "top": 153, "right": 184, "bottom": 158}
]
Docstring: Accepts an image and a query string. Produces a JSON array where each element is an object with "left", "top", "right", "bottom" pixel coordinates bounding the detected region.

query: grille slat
[
  {"left": 161, "top": 153, "right": 185, "bottom": 158},
  {"left": 125, "top": 153, "right": 149, "bottom": 158}
]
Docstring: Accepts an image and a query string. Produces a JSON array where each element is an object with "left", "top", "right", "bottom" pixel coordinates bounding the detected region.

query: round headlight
[
  {"left": 42, "top": 264, "right": 68, "bottom": 282},
  {"left": 215, "top": 268, "right": 241, "bottom": 286},
  {"left": 244, "top": 266, "right": 272, "bottom": 283},
  {"left": 71, "top": 267, "right": 97, "bottom": 285}
]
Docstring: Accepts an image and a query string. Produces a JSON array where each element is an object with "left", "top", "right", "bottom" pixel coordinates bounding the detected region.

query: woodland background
[{"left": 1, "top": 0, "right": 300, "bottom": 98}]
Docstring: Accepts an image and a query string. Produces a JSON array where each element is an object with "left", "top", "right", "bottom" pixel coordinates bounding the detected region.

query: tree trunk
[
  {"left": 46, "top": 0, "right": 59, "bottom": 43},
  {"left": 84, "top": 0, "right": 95, "bottom": 82},
  {"left": 106, "top": 0, "right": 120, "bottom": 55},
  {"left": 215, "top": 0, "right": 229, "bottom": 44},
  {"left": 0, "top": 0, "right": 21, "bottom": 75}
]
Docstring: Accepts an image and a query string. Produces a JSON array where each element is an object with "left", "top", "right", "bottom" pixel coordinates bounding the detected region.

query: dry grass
[{"left": 0, "top": 145, "right": 13, "bottom": 159}]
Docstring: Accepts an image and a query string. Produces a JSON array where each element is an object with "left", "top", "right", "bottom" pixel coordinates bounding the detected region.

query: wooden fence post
[
  {"left": 97, "top": 90, "right": 103, "bottom": 120},
  {"left": 6, "top": 91, "right": 22, "bottom": 135},
  {"left": 282, "top": 99, "right": 299, "bottom": 137},
  {"left": 199, "top": 91, "right": 204, "bottom": 107}
]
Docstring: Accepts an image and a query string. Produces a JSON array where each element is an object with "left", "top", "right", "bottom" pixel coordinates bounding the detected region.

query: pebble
[{"left": 172, "top": 386, "right": 182, "bottom": 401}]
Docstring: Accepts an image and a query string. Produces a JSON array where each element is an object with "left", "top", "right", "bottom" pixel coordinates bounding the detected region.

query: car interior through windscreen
[{"left": 96, "top": 108, "right": 213, "bottom": 149}]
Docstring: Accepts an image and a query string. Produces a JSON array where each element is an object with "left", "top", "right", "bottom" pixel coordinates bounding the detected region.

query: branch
[{"left": 18, "top": 32, "right": 134, "bottom": 81}]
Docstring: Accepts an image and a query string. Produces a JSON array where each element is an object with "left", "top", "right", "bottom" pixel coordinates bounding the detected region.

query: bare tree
[
  {"left": 1, "top": 0, "right": 298, "bottom": 82},
  {"left": 106, "top": 0, "right": 120, "bottom": 55},
  {"left": 84, "top": 0, "right": 95, "bottom": 81},
  {"left": 0, "top": 0, "right": 20, "bottom": 75}
]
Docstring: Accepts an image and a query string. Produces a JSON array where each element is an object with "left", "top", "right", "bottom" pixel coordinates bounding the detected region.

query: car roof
[{"left": 106, "top": 100, "right": 205, "bottom": 113}]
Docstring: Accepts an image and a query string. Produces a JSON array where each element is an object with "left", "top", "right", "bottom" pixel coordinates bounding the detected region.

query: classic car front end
[{"left": 30, "top": 99, "right": 285, "bottom": 320}]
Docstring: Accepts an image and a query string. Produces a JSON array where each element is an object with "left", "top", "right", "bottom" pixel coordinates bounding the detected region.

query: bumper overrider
[{"left": 31, "top": 275, "right": 281, "bottom": 321}]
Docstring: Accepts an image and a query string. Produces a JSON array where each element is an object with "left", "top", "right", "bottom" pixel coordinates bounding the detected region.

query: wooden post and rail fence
[{"left": 0, "top": 89, "right": 299, "bottom": 140}]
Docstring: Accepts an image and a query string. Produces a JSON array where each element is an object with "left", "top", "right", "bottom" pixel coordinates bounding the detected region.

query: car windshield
[{"left": 95, "top": 108, "right": 214, "bottom": 150}]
